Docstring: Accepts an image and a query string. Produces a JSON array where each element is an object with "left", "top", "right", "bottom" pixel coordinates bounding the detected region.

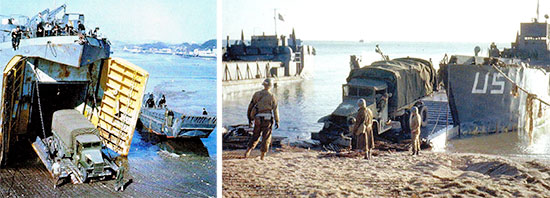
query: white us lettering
[
  {"left": 471, "top": 72, "right": 489, "bottom": 94},
  {"left": 471, "top": 72, "right": 505, "bottom": 94},
  {"left": 490, "top": 73, "right": 505, "bottom": 94}
]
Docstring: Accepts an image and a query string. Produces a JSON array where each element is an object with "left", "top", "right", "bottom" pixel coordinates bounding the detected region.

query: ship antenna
[
  {"left": 537, "top": 0, "right": 540, "bottom": 22},
  {"left": 375, "top": 44, "right": 390, "bottom": 61},
  {"left": 274, "top": 9, "right": 277, "bottom": 36}
]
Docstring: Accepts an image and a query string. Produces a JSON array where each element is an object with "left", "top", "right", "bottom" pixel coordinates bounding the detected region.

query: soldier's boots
[
  {"left": 260, "top": 152, "right": 266, "bottom": 160},
  {"left": 244, "top": 148, "right": 252, "bottom": 158},
  {"left": 364, "top": 150, "right": 371, "bottom": 160}
]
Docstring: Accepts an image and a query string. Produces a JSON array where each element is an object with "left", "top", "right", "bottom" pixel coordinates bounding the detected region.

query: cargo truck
[
  {"left": 33, "top": 109, "right": 119, "bottom": 183},
  {"left": 312, "top": 55, "right": 437, "bottom": 147}
]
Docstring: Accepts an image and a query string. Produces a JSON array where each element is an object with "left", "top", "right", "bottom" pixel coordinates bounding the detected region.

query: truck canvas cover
[
  {"left": 52, "top": 109, "right": 97, "bottom": 149},
  {"left": 346, "top": 57, "right": 436, "bottom": 111}
]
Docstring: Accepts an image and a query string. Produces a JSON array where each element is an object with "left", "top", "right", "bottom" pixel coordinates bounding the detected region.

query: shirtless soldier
[{"left": 244, "top": 78, "right": 279, "bottom": 160}]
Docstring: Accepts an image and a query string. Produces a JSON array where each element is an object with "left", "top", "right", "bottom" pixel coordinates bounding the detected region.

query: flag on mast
[{"left": 278, "top": 13, "right": 285, "bottom": 22}]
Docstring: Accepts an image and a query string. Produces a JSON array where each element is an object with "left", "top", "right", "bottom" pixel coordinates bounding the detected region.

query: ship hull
[
  {"left": 222, "top": 44, "right": 315, "bottom": 94},
  {"left": 0, "top": 36, "right": 110, "bottom": 68},
  {"left": 138, "top": 108, "right": 216, "bottom": 139},
  {"left": 445, "top": 63, "right": 550, "bottom": 134}
]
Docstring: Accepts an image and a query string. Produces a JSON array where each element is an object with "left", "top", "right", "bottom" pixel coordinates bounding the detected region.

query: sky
[
  {"left": 223, "top": 0, "right": 546, "bottom": 43},
  {"left": 0, "top": 0, "right": 216, "bottom": 44}
]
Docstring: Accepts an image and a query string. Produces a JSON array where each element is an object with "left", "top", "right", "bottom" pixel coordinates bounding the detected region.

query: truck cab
[
  {"left": 341, "top": 78, "right": 392, "bottom": 134},
  {"left": 49, "top": 109, "right": 118, "bottom": 181},
  {"left": 313, "top": 56, "right": 436, "bottom": 147},
  {"left": 74, "top": 134, "right": 115, "bottom": 180}
]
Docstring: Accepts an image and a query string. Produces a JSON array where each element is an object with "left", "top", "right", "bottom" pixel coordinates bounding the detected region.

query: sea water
[
  {"left": 223, "top": 40, "right": 550, "bottom": 160},
  {"left": 223, "top": 40, "right": 495, "bottom": 139},
  {"left": 113, "top": 50, "right": 217, "bottom": 196}
]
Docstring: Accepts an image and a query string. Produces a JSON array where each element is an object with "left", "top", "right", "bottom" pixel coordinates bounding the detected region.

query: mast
[
  {"left": 240, "top": 30, "right": 245, "bottom": 45},
  {"left": 537, "top": 0, "right": 540, "bottom": 21},
  {"left": 274, "top": 9, "right": 277, "bottom": 36}
]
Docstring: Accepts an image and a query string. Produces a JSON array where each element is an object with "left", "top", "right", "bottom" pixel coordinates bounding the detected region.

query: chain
[
  {"left": 35, "top": 82, "right": 47, "bottom": 139},
  {"left": 119, "top": 71, "right": 137, "bottom": 139},
  {"left": 28, "top": 64, "right": 47, "bottom": 139}
]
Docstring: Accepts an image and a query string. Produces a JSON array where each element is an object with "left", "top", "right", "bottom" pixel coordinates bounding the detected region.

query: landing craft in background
[
  {"left": 138, "top": 103, "right": 217, "bottom": 139},
  {"left": 222, "top": 28, "right": 315, "bottom": 95}
]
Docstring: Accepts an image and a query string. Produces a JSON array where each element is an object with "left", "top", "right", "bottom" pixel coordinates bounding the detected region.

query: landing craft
[
  {"left": 138, "top": 106, "right": 217, "bottom": 139},
  {"left": 439, "top": 4, "right": 550, "bottom": 137},
  {"left": 0, "top": 4, "right": 149, "bottom": 175},
  {"left": 222, "top": 28, "right": 315, "bottom": 94}
]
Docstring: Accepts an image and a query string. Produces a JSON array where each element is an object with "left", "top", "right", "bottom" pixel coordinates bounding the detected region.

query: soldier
[
  {"left": 352, "top": 99, "right": 375, "bottom": 159},
  {"left": 166, "top": 110, "right": 175, "bottom": 127},
  {"left": 158, "top": 94, "right": 166, "bottom": 108},
  {"left": 11, "top": 27, "right": 22, "bottom": 50},
  {"left": 244, "top": 78, "right": 279, "bottom": 160},
  {"left": 52, "top": 158, "right": 62, "bottom": 188},
  {"left": 145, "top": 94, "right": 155, "bottom": 108},
  {"left": 115, "top": 162, "right": 126, "bottom": 191},
  {"left": 77, "top": 21, "right": 86, "bottom": 34},
  {"left": 410, "top": 107, "right": 422, "bottom": 155}
]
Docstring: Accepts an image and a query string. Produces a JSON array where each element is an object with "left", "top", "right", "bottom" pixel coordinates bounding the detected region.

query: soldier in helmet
[
  {"left": 244, "top": 78, "right": 279, "bottom": 160},
  {"left": 410, "top": 106, "right": 422, "bottom": 155},
  {"left": 145, "top": 94, "right": 155, "bottom": 108},
  {"left": 52, "top": 158, "right": 62, "bottom": 188},
  {"left": 115, "top": 161, "right": 126, "bottom": 191},
  {"left": 352, "top": 99, "right": 375, "bottom": 159},
  {"left": 158, "top": 94, "right": 166, "bottom": 108}
]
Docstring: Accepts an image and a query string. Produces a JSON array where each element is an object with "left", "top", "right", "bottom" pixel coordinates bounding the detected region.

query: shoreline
[{"left": 223, "top": 147, "right": 550, "bottom": 197}]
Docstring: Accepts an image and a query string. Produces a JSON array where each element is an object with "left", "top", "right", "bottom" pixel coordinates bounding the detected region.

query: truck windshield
[
  {"left": 343, "top": 85, "right": 374, "bottom": 98},
  {"left": 83, "top": 142, "right": 101, "bottom": 149},
  {"left": 91, "top": 142, "right": 101, "bottom": 148}
]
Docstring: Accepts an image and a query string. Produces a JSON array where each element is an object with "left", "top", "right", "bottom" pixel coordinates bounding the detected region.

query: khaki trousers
[
  {"left": 247, "top": 118, "right": 273, "bottom": 153},
  {"left": 411, "top": 130, "right": 420, "bottom": 153}
]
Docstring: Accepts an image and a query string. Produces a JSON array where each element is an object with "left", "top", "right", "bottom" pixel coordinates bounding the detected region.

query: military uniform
[
  {"left": 145, "top": 95, "right": 155, "bottom": 108},
  {"left": 353, "top": 104, "right": 374, "bottom": 159},
  {"left": 52, "top": 160, "right": 62, "bottom": 188},
  {"left": 410, "top": 108, "right": 422, "bottom": 155},
  {"left": 245, "top": 88, "right": 279, "bottom": 159},
  {"left": 115, "top": 165, "right": 126, "bottom": 191}
]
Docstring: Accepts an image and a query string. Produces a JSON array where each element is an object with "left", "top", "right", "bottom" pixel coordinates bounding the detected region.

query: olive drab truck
[
  {"left": 0, "top": 4, "right": 150, "bottom": 169},
  {"left": 0, "top": 54, "right": 148, "bottom": 184},
  {"left": 0, "top": 39, "right": 148, "bottom": 179},
  {"left": 33, "top": 110, "right": 119, "bottom": 183},
  {"left": 312, "top": 52, "right": 437, "bottom": 147}
]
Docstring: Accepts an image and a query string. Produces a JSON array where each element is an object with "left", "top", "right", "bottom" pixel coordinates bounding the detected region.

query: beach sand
[{"left": 223, "top": 148, "right": 550, "bottom": 197}]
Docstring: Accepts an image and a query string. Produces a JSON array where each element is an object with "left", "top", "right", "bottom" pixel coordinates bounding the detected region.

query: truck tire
[
  {"left": 400, "top": 111, "right": 411, "bottom": 134},
  {"left": 372, "top": 122, "right": 379, "bottom": 136},
  {"left": 419, "top": 105, "right": 428, "bottom": 127},
  {"left": 81, "top": 167, "right": 88, "bottom": 183}
]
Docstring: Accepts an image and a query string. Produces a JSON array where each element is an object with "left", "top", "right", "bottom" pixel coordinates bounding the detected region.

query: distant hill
[
  {"left": 131, "top": 39, "right": 216, "bottom": 50},
  {"left": 117, "top": 39, "right": 216, "bottom": 54},
  {"left": 139, "top": 42, "right": 170, "bottom": 49},
  {"left": 200, "top": 39, "right": 216, "bottom": 49}
]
